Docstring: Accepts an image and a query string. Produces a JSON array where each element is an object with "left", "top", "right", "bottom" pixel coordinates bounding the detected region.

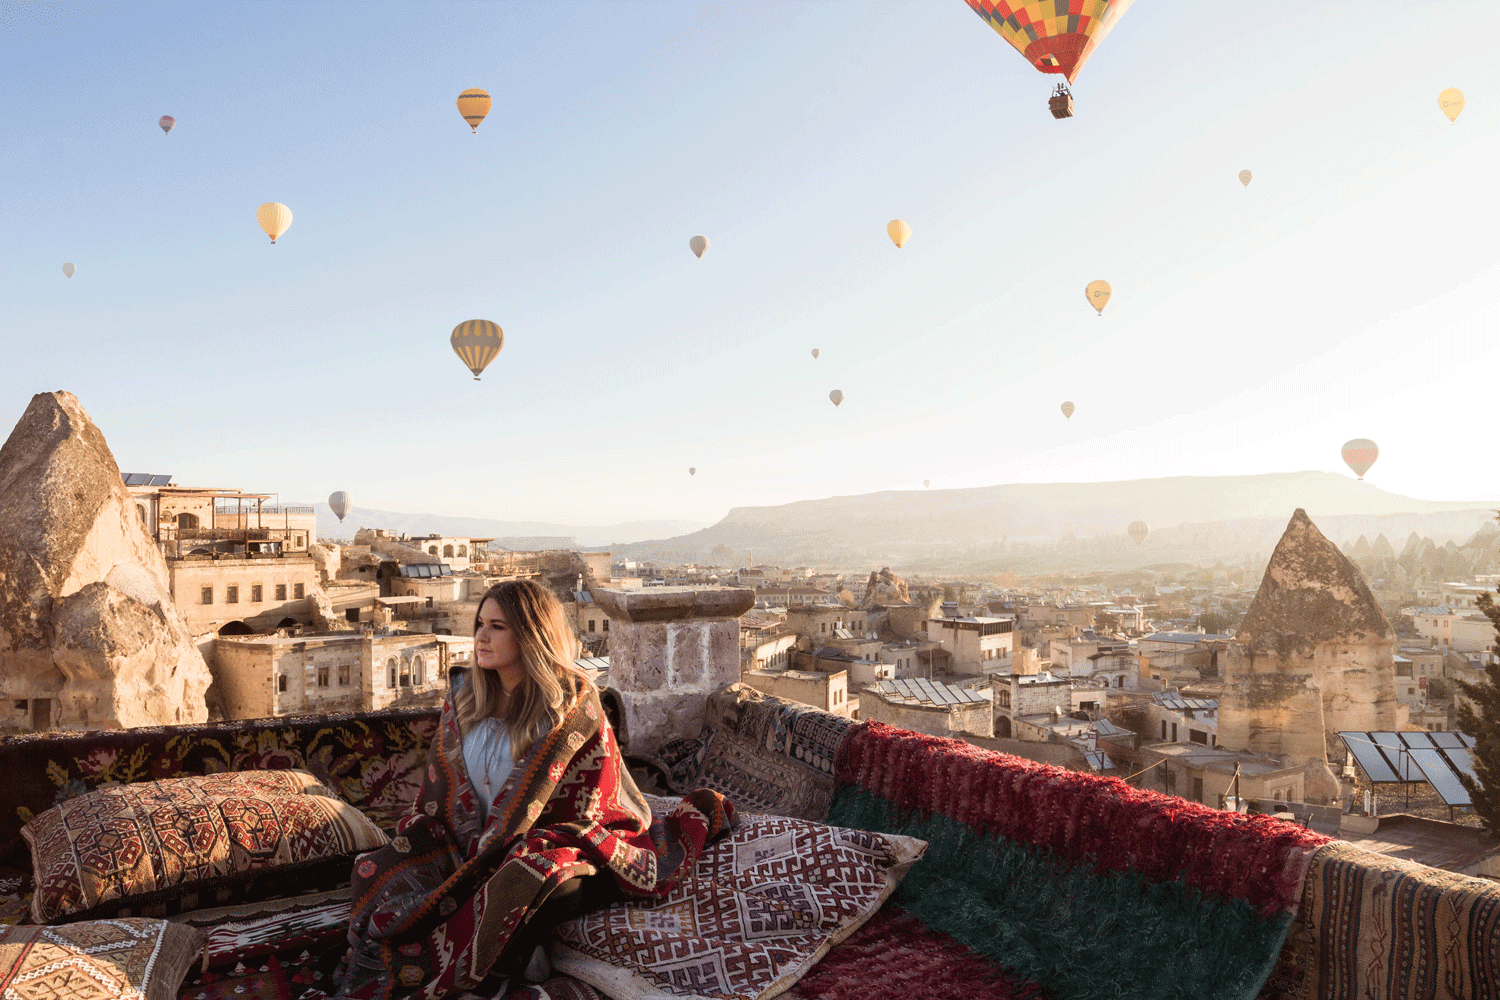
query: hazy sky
[{"left": 3, "top": 1, "right": 1496, "bottom": 527}]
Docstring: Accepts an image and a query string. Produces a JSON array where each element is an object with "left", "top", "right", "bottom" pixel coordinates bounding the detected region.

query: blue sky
[{"left": 3, "top": 1, "right": 1497, "bottom": 525}]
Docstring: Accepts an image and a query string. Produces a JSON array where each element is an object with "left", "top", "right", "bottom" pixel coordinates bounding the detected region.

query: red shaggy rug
[{"left": 785, "top": 904, "right": 1042, "bottom": 1000}]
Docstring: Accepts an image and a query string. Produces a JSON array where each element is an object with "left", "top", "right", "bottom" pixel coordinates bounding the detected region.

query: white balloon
[{"left": 62, "top": 262, "right": 77, "bottom": 278}]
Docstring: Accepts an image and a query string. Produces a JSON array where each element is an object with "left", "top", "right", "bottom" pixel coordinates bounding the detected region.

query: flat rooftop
[{"left": 1343, "top": 814, "right": 1500, "bottom": 874}]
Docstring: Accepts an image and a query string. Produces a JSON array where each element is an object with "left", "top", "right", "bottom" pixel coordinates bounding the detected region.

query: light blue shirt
[{"left": 461, "top": 717, "right": 514, "bottom": 821}]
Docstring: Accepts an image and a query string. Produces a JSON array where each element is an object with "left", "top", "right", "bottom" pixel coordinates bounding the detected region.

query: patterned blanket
[
  {"left": 336, "top": 680, "right": 734, "bottom": 1000},
  {"left": 829, "top": 721, "right": 1332, "bottom": 1000}
]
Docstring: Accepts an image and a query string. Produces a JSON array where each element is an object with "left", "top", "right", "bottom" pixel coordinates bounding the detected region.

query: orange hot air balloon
[
  {"left": 256, "top": 202, "right": 292, "bottom": 243},
  {"left": 456, "top": 88, "right": 491, "bottom": 133},
  {"left": 1060, "top": 401, "right": 1074, "bottom": 419},
  {"left": 1238, "top": 169, "right": 1252, "bottom": 187},
  {"left": 1127, "top": 520, "right": 1149, "bottom": 545},
  {"left": 963, "top": 0, "right": 1134, "bottom": 117},
  {"left": 887, "top": 220, "right": 911, "bottom": 248},
  {"left": 1085, "top": 280, "right": 1111, "bottom": 315},
  {"left": 1341, "top": 438, "right": 1378, "bottom": 480},
  {"left": 1438, "top": 88, "right": 1464, "bottom": 123}
]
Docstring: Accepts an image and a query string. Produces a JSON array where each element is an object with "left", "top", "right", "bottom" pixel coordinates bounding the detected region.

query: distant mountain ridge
[
  {"left": 307, "top": 505, "right": 708, "bottom": 548},
  {"left": 614, "top": 471, "right": 1498, "bottom": 569}
]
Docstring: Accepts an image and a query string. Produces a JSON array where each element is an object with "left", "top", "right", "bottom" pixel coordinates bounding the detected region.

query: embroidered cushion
[
  {"left": 22, "top": 769, "right": 388, "bottom": 924},
  {"left": 551, "top": 808, "right": 926, "bottom": 1000},
  {"left": 0, "top": 918, "right": 205, "bottom": 1000}
]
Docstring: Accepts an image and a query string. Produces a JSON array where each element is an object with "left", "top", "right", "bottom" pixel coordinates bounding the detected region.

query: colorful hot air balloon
[
  {"left": 811, "top": 349, "right": 819, "bottom": 359},
  {"left": 963, "top": 0, "right": 1134, "bottom": 116},
  {"left": 1085, "top": 280, "right": 1111, "bottom": 315},
  {"left": 688, "top": 468, "right": 696, "bottom": 476},
  {"left": 1060, "top": 401, "right": 1074, "bottom": 419},
  {"left": 256, "top": 202, "right": 292, "bottom": 243},
  {"left": 328, "top": 491, "right": 351, "bottom": 522},
  {"left": 1341, "top": 438, "right": 1379, "bottom": 480},
  {"left": 456, "top": 88, "right": 491, "bottom": 133},
  {"left": 887, "top": 220, "right": 911, "bottom": 249},
  {"left": 689, "top": 235, "right": 709, "bottom": 259},
  {"left": 158, "top": 115, "right": 176, "bottom": 134},
  {"left": 829, "top": 389, "right": 844, "bottom": 408},
  {"left": 1239, "top": 169, "right": 1252, "bottom": 187},
  {"left": 1439, "top": 88, "right": 1464, "bottom": 123},
  {"left": 61, "top": 262, "right": 77, "bottom": 278},
  {"left": 1127, "top": 520, "right": 1149, "bottom": 545},
  {"left": 450, "top": 319, "right": 504, "bottom": 380}
]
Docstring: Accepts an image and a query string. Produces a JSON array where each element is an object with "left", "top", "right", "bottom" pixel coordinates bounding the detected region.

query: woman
[{"left": 337, "top": 580, "right": 734, "bottom": 1000}]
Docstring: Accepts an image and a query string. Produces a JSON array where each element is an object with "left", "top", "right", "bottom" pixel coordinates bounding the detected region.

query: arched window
[
  {"left": 457, "top": 546, "right": 467, "bottom": 556},
  {"left": 387, "top": 658, "right": 398, "bottom": 688},
  {"left": 428, "top": 546, "right": 438, "bottom": 555},
  {"left": 400, "top": 659, "right": 411, "bottom": 687},
  {"left": 136, "top": 504, "right": 148, "bottom": 524},
  {"left": 443, "top": 545, "right": 454, "bottom": 558},
  {"left": 176, "top": 512, "right": 199, "bottom": 529},
  {"left": 413, "top": 655, "right": 424, "bottom": 685}
]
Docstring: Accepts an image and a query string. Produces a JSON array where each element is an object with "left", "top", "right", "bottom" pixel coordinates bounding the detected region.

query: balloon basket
[{"left": 1048, "top": 83, "right": 1074, "bottom": 119}]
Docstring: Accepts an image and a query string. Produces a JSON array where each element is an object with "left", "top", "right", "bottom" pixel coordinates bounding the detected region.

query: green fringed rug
[{"left": 828, "top": 788, "right": 1295, "bottom": 1000}]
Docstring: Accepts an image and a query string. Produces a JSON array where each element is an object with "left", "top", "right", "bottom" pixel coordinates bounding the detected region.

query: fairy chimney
[
  {"left": 1218, "top": 509, "right": 1402, "bottom": 802},
  {"left": 0, "top": 391, "right": 212, "bottom": 730}
]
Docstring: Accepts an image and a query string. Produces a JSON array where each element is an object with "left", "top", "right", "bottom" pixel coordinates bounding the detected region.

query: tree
[{"left": 1455, "top": 583, "right": 1500, "bottom": 835}]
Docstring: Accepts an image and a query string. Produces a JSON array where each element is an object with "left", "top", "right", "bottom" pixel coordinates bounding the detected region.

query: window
[
  {"left": 317, "top": 665, "right": 329, "bottom": 688},
  {"left": 200, "top": 586, "right": 213, "bottom": 605},
  {"left": 1396, "top": 662, "right": 1412, "bottom": 677},
  {"left": 388, "top": 659, "right": 397, "bottom": 688},
  {"left": 1190, "top": 776, "right": 1203, "bottom": 803},
  {"left": 457, "top": 546, "right": 466, "bottom": 556},
  {"left": 276, "top": 584, "right": 287, "bottom": 601},
  {"left": 1189, "top": 729, "right": 1208, "bottom": 745},
  {"left": 251, "top": 584, "right": 263, "bottom": 602},
  {"left": 226, "top": 585, "right": 238, "bottom": 604},
  {"left": 443, "top": 545, "right": 454, "bottom": 557},
  {"left": 293, "top": 583, "right": 305, "bottom": 600},
  {"left": 1161, "top": 721, "right": 1167, "bottom": 740},
  {"left": 400, "top": 660, "right": 411, "bottom": 687},
  {"left": 603, "top": 620, "right": 609, "bottom": 633},
  {"left": 338, "top": 662, "right": 350, "bottom": 686},
  {"left": 588, "top": 620, "right": 596, "bottom": 633},
  {"left": 428, "top": 546, "right": 438, "bottom": 555},
  {"left": 998, "top": 689, "right": 1011, "bottom": 708},
  {"left": 426, "top": 597, "right": 433, "bottom": 608},
  {"left": 294, "top": 534, "right": 303, "bottom": 547},
  {"left": 1171, "top": 723, "right": 1178, "bottom": 742},
  {"left": 413, "top": 656, "right": 424, "bottom": 685},
  {"left": 278, "top": 675, "right": 287, "bottom": 692}
]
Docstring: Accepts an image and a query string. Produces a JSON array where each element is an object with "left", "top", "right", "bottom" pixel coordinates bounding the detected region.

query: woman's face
[{"left": 474, "top": 599, "right": 523, "bottom": 676}]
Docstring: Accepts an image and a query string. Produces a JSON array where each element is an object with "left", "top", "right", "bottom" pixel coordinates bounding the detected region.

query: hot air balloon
[
  {"left": 887, "top": 220, "right": 911, "bottom": 249},
  {"left": 1060, "top": 401, "right": 1074, "bottom": 420},
  {"left": 256, "top": 202, "right": 292, "bottom": 243},
  {"left": 1439, "top": 88, "right": 1464, "bottom": 123},
  {"left": 1239, "top": 169, "right": 1252, "bottom": 187},
  {"left": 158, "top": 115, "right": 176, "bottom": 134},
  {"left": 1127, "top": 520, "right": 1149, "bottom": 545},
  {"left": 61, "top": 263, "right": 76, "bottom": 279},
  {"left": 962, "top": 0, "right": 1134, "bottom": 118},
  {"left": 689, "top": 235, "right": 708, "bottom": 259},
  {"left": 688, "top": 468, "right": 696, "bottom": 476},
  {"left": 328, "top": 491, "right": 351, "bottom": 523},
  {"left": 1085, "top": 280, "right": 1111, "bottom": 315},
  {"left": 829, "top": 389, "right": 844, "bottom": 408},
  {"left": 1341, "top": 438, "right": 1379, "bottom": 480},
  {"left": 450, "top": 320, "right": 504, "bottom": 381},
  {"left": 923, "top": 480, "right": 930, "bottom": 488},
  {"left": 811, "top": 349, "right": 820, "bottom": 359},
  {"left": 457, "top": 88, "right": 491, "bottom": 133}
]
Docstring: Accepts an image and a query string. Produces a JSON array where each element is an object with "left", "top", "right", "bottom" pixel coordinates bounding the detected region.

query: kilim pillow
[
  {"left": 22, "top": 769, "right": 388, "bottom": 924},
  {"left": 551, "top": 809, "right": 926, "bottom": 1000},
  {"left": 0, "top": 918, "right": 205, "bottom": 1000}
]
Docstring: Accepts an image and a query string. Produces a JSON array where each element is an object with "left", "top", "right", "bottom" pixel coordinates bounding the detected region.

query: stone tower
[{"left": 1218, "top": 509, "right": 1401, "bottom": 803}]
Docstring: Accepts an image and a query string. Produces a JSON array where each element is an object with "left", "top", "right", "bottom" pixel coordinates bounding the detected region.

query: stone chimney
[
  {"left": 592, "top": 586, "right": 755, "bottom": 755},
  {"left": 1218, "top": 509, "right": 1402, "bottom": 803}
]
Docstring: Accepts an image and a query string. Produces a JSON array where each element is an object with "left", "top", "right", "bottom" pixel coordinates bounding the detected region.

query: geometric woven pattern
[
  {"left": 693, "top": 730, "right": 835, "bottom": 822},
  {"left": 22, "top": 771, "right": 387, "bottom": 924},
  {"left": 551, "top": 812, "right": 925, "bottom": 1000},
  {"left": 0, "top": 918, "right": 205, "bottom": 1000}
]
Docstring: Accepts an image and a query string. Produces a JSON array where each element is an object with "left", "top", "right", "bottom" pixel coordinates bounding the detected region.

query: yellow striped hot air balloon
[
  {"left": 256, "top": 202, "right": 293, "bottom": 243},
  {"left": 451, "top": 319, "right": 504, "bottom": 380},
  {"left": 457, "top": 88, "right": 491, "bottom": 133}
]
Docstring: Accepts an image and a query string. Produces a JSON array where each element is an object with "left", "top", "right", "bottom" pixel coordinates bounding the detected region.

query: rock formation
[
  {"left": 0, "top": 392, "right": 212, "bottom": 730},
  {"left": 1217, "top": 509, "right": 1401, "bottom": 803},
  {"left": 859, "top": 567, "right": 911, "bottom": 610}
]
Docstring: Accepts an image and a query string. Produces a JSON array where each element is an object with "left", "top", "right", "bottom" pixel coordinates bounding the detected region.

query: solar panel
[
  {"left": 1431, "top": 732, "right": 1466, "bottom": 749},
  {"left": 149, "top": 474, "right": 172, "bottom": 486},
  {"left": 1446, "top": 747, "right": 1479, "bottom": 785},
  {"left": 1461, "top": 733, "right": 1476, "bottom": 748},
  {"left": 1399, "top": 731, "right": 1436, "bottom": 750},
  {"left": 121, "top": 473, "right": 149, "bottom": 486},
  {"left": 1408, "top": 748, "right": 1471, "bottom": 806},
  {"left": 1340, "top": 732, "right": 1399, "bottom": 783},
  {"left": 1371, "top": 732, "right": 1425, "bottom": 781}
]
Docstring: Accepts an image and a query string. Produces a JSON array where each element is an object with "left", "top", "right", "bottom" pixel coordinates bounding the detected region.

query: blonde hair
[{"left": 456, "top": 580, "right": 593, "bottom": 758}]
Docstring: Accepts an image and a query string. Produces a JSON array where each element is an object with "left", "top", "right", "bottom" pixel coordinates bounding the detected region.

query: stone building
[
  {"left": 861, "top": 677, "right": 993, "bottom": 738},
  {"left": 742, "top": 668, "right": 853, "bottom": 717},
  {"left": 1218, "top": 509, "right": 1402, "bottom": 803},
  {"left": 926, "top": 615, "right": 1015, "bottom": 674},
  {"left": 213, "top": 628, "right": 470, "bottom": 719}
]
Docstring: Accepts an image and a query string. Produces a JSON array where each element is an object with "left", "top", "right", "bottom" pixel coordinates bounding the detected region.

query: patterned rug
[
  {"left": 1258, "top": 839, "right": 1500, "bottom": 1000},
  {"left": 831, "top": 721, "right": 1331, "bottom": 1000}
]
